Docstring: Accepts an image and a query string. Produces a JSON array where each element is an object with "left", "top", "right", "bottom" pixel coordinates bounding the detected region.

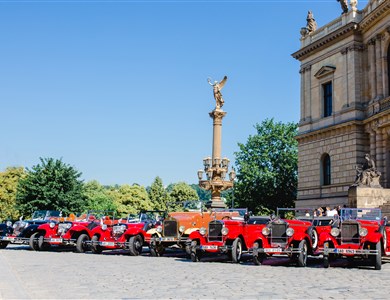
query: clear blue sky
[{"left": 0, "top": 0, "right": 369, "bottom": 187}]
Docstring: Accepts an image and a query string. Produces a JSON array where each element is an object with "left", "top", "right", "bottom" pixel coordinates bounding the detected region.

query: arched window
[{"left": 321, "top": 154, "right": 331, "bottom": 186}]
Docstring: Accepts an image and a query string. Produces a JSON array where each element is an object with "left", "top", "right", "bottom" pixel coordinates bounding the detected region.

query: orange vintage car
[{"left": 146, "top": 201, "right": 246, "bottom": 256}]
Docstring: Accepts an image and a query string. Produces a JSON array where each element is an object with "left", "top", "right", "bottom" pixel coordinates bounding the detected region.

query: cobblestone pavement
[{"left": 0, "top": 245, "right": 389, "bottom": 299}]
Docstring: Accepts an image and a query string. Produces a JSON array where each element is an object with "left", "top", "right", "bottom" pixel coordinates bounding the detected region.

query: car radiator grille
[
  {"left": 208, "top": 221, "right": 223, "bottom": 242},
  {"left": 341, "top": 223, "right": 359, "bottom": 244},
  {"left": 163, "top": 220, "right": 177, "bottom": 237},
  {"left": 270, "top": 223, "right": 287, "bottom": 244}
]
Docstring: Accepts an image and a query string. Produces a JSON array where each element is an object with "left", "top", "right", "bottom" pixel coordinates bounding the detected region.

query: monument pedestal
[{"left": 348, "top": 186, "right": 390, "bottom": 208}]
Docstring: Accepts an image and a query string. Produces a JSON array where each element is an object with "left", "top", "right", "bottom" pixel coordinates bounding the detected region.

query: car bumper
[
  {"left": 324, "top": 247, "right": 379, "bottom": 256},
  {"left": 252, "top": 247, "right": 303, "bottom": 255}
]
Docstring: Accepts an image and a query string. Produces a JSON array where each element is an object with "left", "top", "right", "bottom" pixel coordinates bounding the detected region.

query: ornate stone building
[{"left": 292, "top": 0, "right": 390, "bottom": 208}]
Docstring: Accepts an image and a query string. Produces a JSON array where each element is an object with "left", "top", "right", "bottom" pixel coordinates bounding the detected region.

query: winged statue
[{"left": 208, "top": 76, "right": 228, "bottom": 109}]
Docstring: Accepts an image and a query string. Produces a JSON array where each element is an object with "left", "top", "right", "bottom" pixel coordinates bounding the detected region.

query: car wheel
[
  {"left": 150, "top": 245, "right": 164, "bottom": 257},
  {"left": 252, "top": 242, "right": 265, "bottom": 266},
  {"left": 91, "top": 235, "right": 102, "bottom": 254},
  {"left": 190, "top": 251, "right": 201, "bottom": 262},
  {"left": 76, "top": 234, "right": 90, "bottom": 253},
  {"left": 232, "top": 237, "right": 243, "bottom": 263},
  {"left": 38, "top": 235, "right": 50, "bottom": 251},
  {"left": 309, "top": 228, "right": 318, "bottom": 249},
  {"left": 374, "top": 241, "right": 382, "bottom": 270},
  {"left": 0, "top": 241, "right": 9, "bottom": 249},
  {"left": 323, "top": 255, "right": 329, "bottom": 268},
  {"left": 29, "top": 232, "right": 39, "bottom": 251},
  {"left": 128, "top": 235, "right": 143, "bottom": 256},
  {"left": 297, "top": 240, "right": 308, "bottom": 267}
]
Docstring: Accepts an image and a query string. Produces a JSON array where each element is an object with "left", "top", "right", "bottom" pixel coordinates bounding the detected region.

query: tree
[
  {"left": 190, "top": 184, "right": 211, "bottom": 201},
  {"left": 234, "top": 119, "right": 298, "bottom": 213},
  {"left": 109, "top": 184, "right": 152, "bottom": 216},
  {"left": 83, "top": 180, "right": 116, "bottom": 212},
  {"left": 169, "top": 182, "right": 199, "bottom": 203},
  {"left": 16, "top": 158, "right": 86, "bottom": 216},
  {"left": 0, "top": 167, "right": 26, "bottom": 221},
  {"left": 148, "top": 177, "right": 170, "bottom": 210}
]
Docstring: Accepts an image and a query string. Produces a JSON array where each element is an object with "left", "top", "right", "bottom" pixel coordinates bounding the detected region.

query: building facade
[{"left": 292, "top": 0, "right": 390, "bottom": 208}]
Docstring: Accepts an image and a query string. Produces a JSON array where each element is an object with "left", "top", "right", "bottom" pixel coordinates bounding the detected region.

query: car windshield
[
  {"left": 182, "top": 201, "right": 204, "bottom": 211},
  {"left": 139, "top": 211, "right": 164, "bottom": 223},
  {"left": 86, "top": 211, "right": 115, "bottom": 222},
  {"left": 214, "top": 208, "right": 248, "bottom": 217},
  {"left": 340, "top": 208, "right": 381, "bottom": 221},
  {"left": 277, "top": 208, "right": 315, "bottom": 219},
  {"left": 31, "top": 210, "right": 60, "bottom": 220}
]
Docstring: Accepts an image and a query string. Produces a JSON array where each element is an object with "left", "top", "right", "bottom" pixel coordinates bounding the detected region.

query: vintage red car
[
  {"left": 30, "top": 211, "right": 112, "bottom": 253},
  {"left": 146, "top": 202, "right": 246, "bottom": 257},
  {"left": 320, "top": 208, "right": 389, "bottom": 270},
  {"left": 89, "top": 210, "right": 165, "bottom": 256},
  {"left": 250, "top": 208, "right": 319, "bottom": 267},
  {"left": 188, "top": 212, "right": 268, "bottom": 263}
]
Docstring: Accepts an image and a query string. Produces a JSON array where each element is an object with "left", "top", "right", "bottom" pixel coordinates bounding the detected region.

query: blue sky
[{"left": 0, "top": 0, "right": 369, "bottom": 187}]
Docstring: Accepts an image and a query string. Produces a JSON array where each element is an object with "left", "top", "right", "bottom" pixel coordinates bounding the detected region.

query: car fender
[
  {"left": 185, "top": 228, "right": 199, "bottom": 235},
  {"left": 20, "top": 224, "right": 41, "bottom": 238},
  {"left": 189, "top": 230, "right": 202, "bottom": 240},
  {"left": 124, "top": 227, "right": 143, "bottom": 236},
  {"left": 146, "top": 228, "right": 161, "bottom": 237},
  {"left": 366, "top": 232, "right": 382, "bottom": 244}
]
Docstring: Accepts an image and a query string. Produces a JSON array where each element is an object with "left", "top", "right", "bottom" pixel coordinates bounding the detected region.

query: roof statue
[
  {"left": 337, "top": 0, "right": 348, "bottom": 14},
  {"left": 306, "top": 11, "right": 317, "bottom": 33},
  {"left": 208, "top": 76, "right": 227, "bottom": 110}
]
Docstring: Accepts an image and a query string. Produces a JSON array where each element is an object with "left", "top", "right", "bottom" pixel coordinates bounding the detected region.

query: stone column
[
  {"left": 383, "top": 128, "right": 390, "bottom": 187},
  {"left": 375, "top": 128, "right": 384, "bottom": 183},
  {"left": 304, "top": 66, "right": 311, "bottom": 119},
  {"left": 368, "top": 39, "right": 377, "bottom": 100},
  {"left": 375, "top": 34, "right": 383, "bottom": 99},
  {"left": 369, "top": 130, "right": 376, "bottom": 160},
  {"left": 209, "top": 109, "right": 227, "bottom": 162},
  {"left": 299, "top": 68, "right": 305, "bottom": 121}
]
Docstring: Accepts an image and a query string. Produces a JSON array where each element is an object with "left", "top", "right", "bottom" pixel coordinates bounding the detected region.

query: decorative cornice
[
  {"left": 314, "top": 65, "right": 336, "bottom": 79},
  {"left": 292, "top": 22, "right": 358, "bottom": 61},
  {"left": 359, "top": 0, "right": 390, "bottom": 33}
]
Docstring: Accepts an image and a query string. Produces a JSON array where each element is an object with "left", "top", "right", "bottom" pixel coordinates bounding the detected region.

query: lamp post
[{"left": 198, "top": 76, "right": 235, "bottom": 208}]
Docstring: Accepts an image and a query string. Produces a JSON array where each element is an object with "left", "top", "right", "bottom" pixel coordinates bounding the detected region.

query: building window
[
  {"left": 322, "top": 154, "right": 331, "bottom": 186},
  {"left": 323, "top": 82, "right": 332, "bottom": 117}
]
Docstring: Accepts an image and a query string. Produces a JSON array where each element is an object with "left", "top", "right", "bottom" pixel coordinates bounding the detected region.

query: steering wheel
[{"left": 222, "top": 216, "right": 232, "bottom": 220}]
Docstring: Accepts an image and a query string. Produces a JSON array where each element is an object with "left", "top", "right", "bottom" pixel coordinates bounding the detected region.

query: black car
[{"left": 0, "top": 210, "right": 61, "bottom": 249}]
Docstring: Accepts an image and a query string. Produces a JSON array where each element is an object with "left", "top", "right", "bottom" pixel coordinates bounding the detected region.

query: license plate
[
  {"left": 160, "top": 237, "right": 176, "bottom": 241},
  {"left": 331, "top": 248, "right": 357, "bottom": 254},
  {"left": 264, "top": 247, "right": 283, "bottom": 253},
  {"left": 2, "top": 236, "right": 15, "bottom": 241},
  {"left": 201, "top": 245, "right": 218, "bottom": 250},
  {"left": 50, "top": 238, "right": 63, "bottom": 243},
  {"left": 101, "top": 241, "right": 115, "bottom": 246}
]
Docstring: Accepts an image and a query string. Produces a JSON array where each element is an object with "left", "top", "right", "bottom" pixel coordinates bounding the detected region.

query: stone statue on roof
[
  {"left": 306, "top": 11, "right": 317, "bottom": 33},
  {"left": 337, "top": 0, "right": 348, "bottom": 14}
]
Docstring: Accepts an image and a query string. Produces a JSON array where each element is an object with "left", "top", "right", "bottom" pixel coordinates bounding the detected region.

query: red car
[
  {"left": 90, "top": 210, "right": 165, "bottom": 256},
  {"left": 320, "top": 208, "right": 389, "bottom": 270},
  {"left": 30, "top": 211, "right": 111, "bottom": 253},
  {"left": 188, "top": 212, "right": 269, "bottom": 263},
  {"left": 251, "top": 208, "right": 318, "bottom": 267}
]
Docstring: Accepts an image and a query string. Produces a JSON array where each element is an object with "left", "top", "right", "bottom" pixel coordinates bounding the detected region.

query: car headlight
[
  {"left": 179, "top": 226, "right": 185, "bottom": 233},
  {"left": 13, "top": 223, "right": 17, "bottom": 229},
  {"left": 262, "top": 227, "right": 270, "bottom": 236},
  {"left": 102, "top": 224, "right": 107, "bottom": 231},
  {"left": 221, "top": 227, "right": 229, "bottom": 236},
  {"left": 66, "top": 223, "right": 72, "bottom": 229},
  {"left": 286, "top": 227, "right": 294, "bottom": 237},
  {"left": 20, "top": 222, "right": 27, "bottom": 228},
  {"left": 121, "top": 225, "right": 127, "bottom": 231},
  {"left": 6, "top": 221, "right": 12, "bottom": 227},
  {"left": 199, "top": 227, "right": 206, "bottom": 235},
  {"left": 359, "top": 227, "right": 368, "bottom": 237},
  {"left": 49, "top": 222, "right": 56, "bottom": 229},
  {"left": 156, "top": 226, "right": 162, "bottom": 233},
  {"left": 331, "top": 227, "right": 340, "bottom": 237}
]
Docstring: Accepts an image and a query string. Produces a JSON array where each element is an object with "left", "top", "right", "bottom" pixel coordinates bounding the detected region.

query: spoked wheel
[
  {"left": 374, "top": 241, "right": 382, "bottom": 270},
  {"left": 91, "top": 235, "right": 102, "bottom": 254},
  {"left": 0, "top": 241, "right": 9, "bottom": 249},
  {"left": 231, "top": 237, "right": 243, "bottom": 263},
  {"left": 128, "top": 235, "right": 143, "bottom": 256},
  {"left": 297, "top": 240, "right": 308, "bottom": 267},
  {"left": 29, "top": 232, "right": 40, "bottom": 251},
  {"left": 76, "top": 234, "right": 90, "bottom": 253}
]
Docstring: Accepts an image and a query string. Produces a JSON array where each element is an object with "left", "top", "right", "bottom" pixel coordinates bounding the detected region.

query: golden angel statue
[{"left": 208, "top": 76, "right": 227, "bottom": 109}]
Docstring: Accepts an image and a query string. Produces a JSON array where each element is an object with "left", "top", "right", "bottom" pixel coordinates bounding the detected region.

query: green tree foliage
[
  {"left": 234, "top": 119, "right": 298, "bottom": 213},
  {"left": 16, "top": 158, "right": 86, "bottom": 216},
  {"left": 0, "top": 167, "right": 26, "bottom": 221},
  {"left": 148, "top": 177, "right": 170, "bottom": 210},
  {"left": 190, "top": 184, "right": 211, "bottom": 201},
  {"left": 169, "top": 182, "right": 199, "bottom": 203},
  {"left": 109, "top": 184, "right": 152, "bottom": 216},
  {"left": 83, "top": 180, "right": 116, "bottom": 212}
]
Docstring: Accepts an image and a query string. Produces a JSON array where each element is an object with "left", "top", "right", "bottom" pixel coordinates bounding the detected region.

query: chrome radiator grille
[
  {"left": 270, "top": 223, "right": 287, "bottom": 244},
  {"left": 341, "top": 223, "right": 359, "bottom": 244},
  {"left": 208, "top": 221, "right": 223, "bottom": 242},
  {"left": 163, "top": 220, "right": 177, "bottom": 237}
]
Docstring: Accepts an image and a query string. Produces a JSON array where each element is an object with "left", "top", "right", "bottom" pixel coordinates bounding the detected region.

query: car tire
[
  {"left": 91, "top": 235, "right": 102, "bottom": 254},
  {"left": 297, "top": 240, "right": 308, "bottom": 267},
  {"left": 308, "top": 227, "right": 318, "bottom": 249},
  {"left": 252, "top": 242, "right": 265, "bottom": 266},
  {"left": 38, "top": 235, "right": 50, "bottom": 251},
  {"left": 323, "top": 255, "right": 329, "bottom": 268},
  {"left": 29, "top": 232, "right": 40, "bottom": 251},
  {"left": 76, "top": 234, "right": 89, "bottom": 253},
  {"left": 0, "top": 241, "right": 9, "bottom": 249},
  {"left": 374, "top": 241, "right": 382, "bottom": 270},
  {"left": 232, "top": 237, "right": 243, "bottom": 263},
  {"left": 128, "top": 235, "right": 143, "bottom": 256},
  {"left": 150, "top": 246, "right": 164, "bottom": 257},
  {"left": 190, "top": 251, "right": 201, "bottom": 262}
]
